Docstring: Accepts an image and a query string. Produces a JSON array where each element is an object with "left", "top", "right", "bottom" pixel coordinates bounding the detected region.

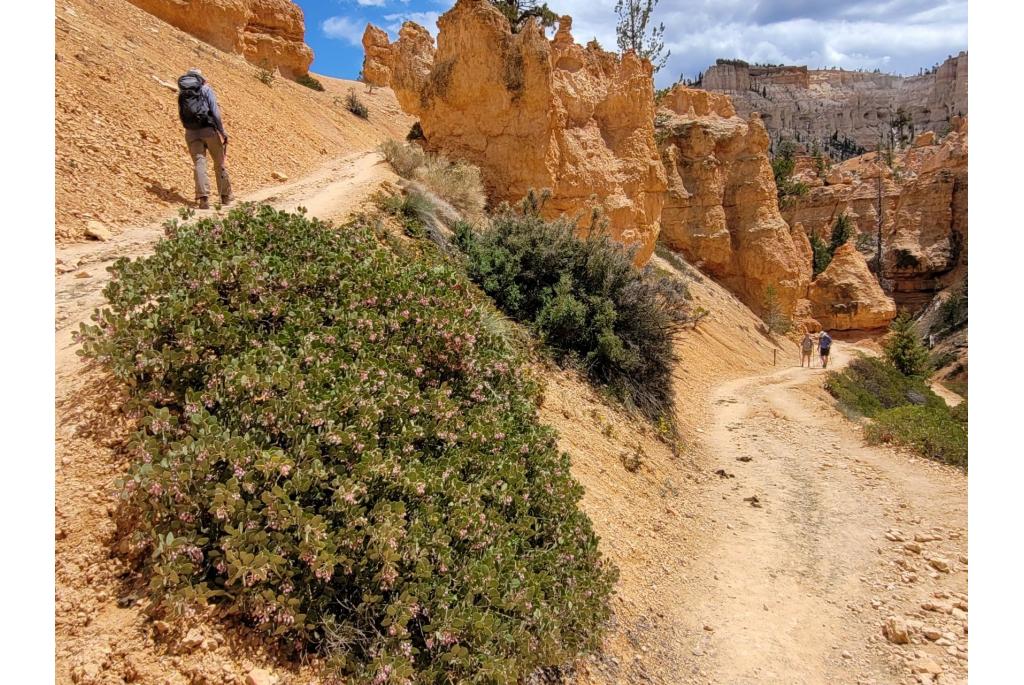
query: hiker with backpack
[
  {"left": 178, "top": 68, "right": 233, "bottom": 209},
  {"left": 800, "top": 331, "right": 814, "bottom": 367},
  {"left": 819, "top": 330, "right": 833, "bottom": 368}
]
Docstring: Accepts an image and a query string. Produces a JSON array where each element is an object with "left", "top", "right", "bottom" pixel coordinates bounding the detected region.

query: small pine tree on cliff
[
  {"left": 884, "top": 314, "right": 930, "bottom": 377},
  {"left": 490, "top": 0, "right": 557, "bottom": 31},
  {"left": 614, "top": 0, "right": 670, "bottom": 72}
]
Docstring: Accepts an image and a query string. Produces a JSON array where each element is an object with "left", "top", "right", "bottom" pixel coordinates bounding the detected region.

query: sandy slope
[{"left": 55, "top": 0, "right": 414, "bottom": 242}]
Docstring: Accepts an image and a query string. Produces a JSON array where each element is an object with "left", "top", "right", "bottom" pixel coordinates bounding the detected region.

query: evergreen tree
[
  {"left": 884, "top": 314, "right": 930, "bottom": 377},
  {"left": 829, "top": 212, "right": 853, "bottom": 254},
  {"left": 762, "top": 285, "right": 791, "bottom": 334},
  {"left": 614, "top": 0, "right": 670, "bottom": 72},
  {"left": 489, "top": 0, "right": 557, "bottom": 31}
]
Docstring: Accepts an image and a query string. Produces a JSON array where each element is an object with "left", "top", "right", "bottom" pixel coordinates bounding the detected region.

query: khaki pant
[{"left": 185, "top": 127, "right": 232, "bottom": 201}]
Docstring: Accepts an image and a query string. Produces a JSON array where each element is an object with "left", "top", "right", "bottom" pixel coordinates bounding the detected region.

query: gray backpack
[{"left": 177, "top": 74, "right": 212, "bottom": 130}]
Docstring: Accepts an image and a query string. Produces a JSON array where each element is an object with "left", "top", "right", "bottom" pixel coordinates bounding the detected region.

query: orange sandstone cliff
[
  {"left": 362, "top": 0, "right": 667, "bottom": 262},
  {"left": 655, "top": 85, "right": 812, "bottom": 316},
  {"left": 127, "top": 0, "right": 314, "bottom": 77}
]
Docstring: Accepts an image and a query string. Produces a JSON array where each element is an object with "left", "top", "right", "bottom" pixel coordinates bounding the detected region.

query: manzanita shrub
[{"left": 78, "top": 204, "right": 616, "bottom": 683}]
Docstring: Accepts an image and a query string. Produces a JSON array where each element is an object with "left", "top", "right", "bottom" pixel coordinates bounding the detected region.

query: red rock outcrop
[
  {"left": 808, "top": 243, "right": 896, "bottom": 330},
  {"left": 784, "top": 117, "right": 967, "bottom": 310},
  {"left": 365, "top": 0, "right": 667, "bottom": 262},
  {"left": 656, "top": 85, "right": 811, "bottom": 314},
  {"left": 128, "top": 0, "right": 313, "bottom": 77}
]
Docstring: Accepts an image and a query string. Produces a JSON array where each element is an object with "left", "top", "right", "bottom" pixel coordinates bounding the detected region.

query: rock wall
[
  {"left": 656, "top": 85, "right": 811, "bottom": 315},
  {"left": 361, "top": 21, "right": 436, "bottom": 93},
  {"left": 783, "top": 117, "right": 967, "bottom": 311},
  {"left": 128, "top": 0, "right": 313, "bottom": 77},
  {"left": 808, "top": 243, "right": 897, "bottom": 330},
  {"left": 363, "top": 0, "right": 667, "bottom": 262},
  {"left": 701, "top": 53, "right": 967, "bottom": 153}
]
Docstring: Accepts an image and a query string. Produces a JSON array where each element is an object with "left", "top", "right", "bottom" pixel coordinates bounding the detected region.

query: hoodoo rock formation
[
  {"left": 128, "top": 0, "right": 313, "bottom": 77},
  {"left": 808, "top": 243, "right": 897, "bottom": 330},
  {"left": 361, "top": 22, "right": 436, "bottom": 94},
  {"left": 363, "top": 0, "right": 667, "bottom": 262},
  {"left": 700, "top": 53, "right": 967, "bottom": 153},
  {"left": 784, "top": 117, "right": 967, "bottom": 310},
  {"left": 656, "top": 86, "right": 811, "bottom": 315}
]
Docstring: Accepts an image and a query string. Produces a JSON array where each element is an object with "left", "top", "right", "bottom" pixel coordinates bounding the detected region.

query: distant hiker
[
  {"left": 800, "top": 332, "right": 814, "bottom": 367},
  {"left": 819, "top": 330, "right": 833, "bottom": 368},
  {"left": 178, "top": 68, "right": 233, "bottom": 209}
]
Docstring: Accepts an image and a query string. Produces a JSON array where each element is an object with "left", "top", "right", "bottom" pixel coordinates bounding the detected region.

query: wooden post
[{"left": 773, "top": 348, "right": 777, "bottom": 366}]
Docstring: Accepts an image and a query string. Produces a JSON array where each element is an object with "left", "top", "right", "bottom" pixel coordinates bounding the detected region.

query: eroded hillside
[{"left": 55, "top": 0, "right": 414, "bottom": 242}]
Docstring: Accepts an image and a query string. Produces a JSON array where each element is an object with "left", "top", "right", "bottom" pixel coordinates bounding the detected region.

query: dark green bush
[
  {"left": 78, "top": 204, "right": 616, "bottom": 682},
  {"left": 825, "top": 356, "right": 944, "bottom": 417},
  {"left": 811, "top": 234, "right": 831, "bottom": 275},
  {"left": 934, "top": 280, "right": 968, "bottom": 334},
  {"left": 866, "top": 404, "right": 967, "bottom": 468},
  {"left": 810, "top": 213, "right": 853, "bottom": 275},
  {"left": 453, "top": 195, "right": 689, "bottom": 423},
  {"left": 406, "top": 121, "right": 424, "bottom": 141},
  {"left": 297, "top": 74, "right": 325, "bottom": 91},
  {"left": 825, "top": 356, "right": 966, "bottom": 468}
]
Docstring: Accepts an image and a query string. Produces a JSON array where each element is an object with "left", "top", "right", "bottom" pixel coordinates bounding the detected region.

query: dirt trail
[{"left": 668, "top": 343, "right": 968, "bottom": 684}]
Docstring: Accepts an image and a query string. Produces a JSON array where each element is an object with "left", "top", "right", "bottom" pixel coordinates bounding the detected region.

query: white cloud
[
  {"left": 356, "top": 0, "right": 387, "bottom": 6},
  {"left": 383, "top": 11, "right": 442, "bottom": 37},
  {"left": 550, "top": 0, "right": 966, "bottom": 86},
  {"left": 322, "top": 16, "right": 367, "bottom": 46}
]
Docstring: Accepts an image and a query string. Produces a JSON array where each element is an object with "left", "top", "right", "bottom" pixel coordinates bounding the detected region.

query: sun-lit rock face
[
  {"left": 365, "top": 0, "right": 667, "bottom": 262},
  {"left": 128, "top": 0, "right": 314, "bottom": 77},
  {"left": 808, "top": 243, "right": 897, "bottom": 331},
  {"left": 656, "top": 85, "right": 812, "bottom": 315},
  {"left": 361, "top": 21, "right": 436, "bottom": 94}
]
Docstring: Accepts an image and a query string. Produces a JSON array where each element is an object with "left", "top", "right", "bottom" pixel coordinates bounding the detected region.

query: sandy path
[
  {"left": 55, "top": 151, "right": 397, "bottom": 684},
  {"left": 670, "top": 343, "right": 968, "bottom": 684}
]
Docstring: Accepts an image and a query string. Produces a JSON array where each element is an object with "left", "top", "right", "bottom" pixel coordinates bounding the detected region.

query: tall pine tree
[{"left": 614, "top": 0, "right": 670, "bottom": 72}]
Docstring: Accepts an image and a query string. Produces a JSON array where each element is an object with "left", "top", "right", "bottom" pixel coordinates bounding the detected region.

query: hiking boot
[
  {"left": 221, "top": 195, "right": 234, "bottom": 207},
  {"left": 197, "top": 196, "right": 210, "bottom": 210}
]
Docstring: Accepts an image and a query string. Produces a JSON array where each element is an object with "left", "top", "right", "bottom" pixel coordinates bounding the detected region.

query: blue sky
[{"left": 298, "top": 0, "right": 967, "bottom": 87}]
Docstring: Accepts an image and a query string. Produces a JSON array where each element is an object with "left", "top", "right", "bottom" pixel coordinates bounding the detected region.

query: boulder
[
  {"left": 882, "top": 616, "right": 912, "bottom": 644},
  {"left": 128, "top": 0, "right": 313, "bottom": 77},
  {"left": 657, "top": 85, "right": 811, "bottom": 314},
  {"left": 365, "top": 1, "right": 666, "bottom": 263},
  {"left": 807, "top": 243, "right": 896, "bottom": 330},
  {"left": 85, "top": 220, "right": 112, "bottom": 241}
]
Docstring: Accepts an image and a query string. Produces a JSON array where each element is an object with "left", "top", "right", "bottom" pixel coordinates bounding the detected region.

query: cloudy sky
[{"left": 299, "top": 0, "right": 967, "bottom": 87}]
